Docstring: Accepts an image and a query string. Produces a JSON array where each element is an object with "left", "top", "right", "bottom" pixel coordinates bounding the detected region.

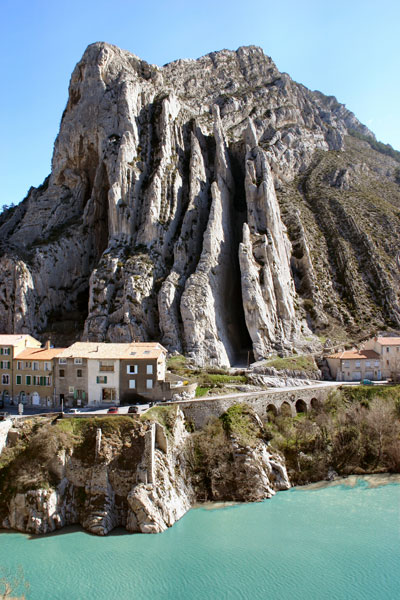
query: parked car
[
  {"left": 107, "top": 406, "right": 119, "bottom": 414},
  {"left": 361, "top": 379, "right": 374, "bottom": 385},
  {"left": 128, "top": 405, "right": 139, "bottom": 414},
  {"left": 67, "top": 408, "right": 80, "bottom": 414}
]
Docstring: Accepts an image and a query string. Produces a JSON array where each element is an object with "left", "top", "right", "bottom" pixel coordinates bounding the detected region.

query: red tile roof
[
  {"left": 327, "top": 349, "right": 380, "bottom": 360},
  {"left": 15, "top": 347, "right": 66, "bottom": 360},
  {"left": 376, "top": 337, "right": 400, "bottom": 346}
]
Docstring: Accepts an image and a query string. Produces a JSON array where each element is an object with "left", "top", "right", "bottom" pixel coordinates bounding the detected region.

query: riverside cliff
[
  {"left": 0, "top": 407, "right": 289, "bottom": 536},
  {"left": 1, "top": 43, "right": 399, "bottom": 362}
]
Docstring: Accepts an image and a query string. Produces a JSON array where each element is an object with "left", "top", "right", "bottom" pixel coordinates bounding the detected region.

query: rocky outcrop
[
  {"left": 0, "top": 406, "right": 290, "bottom": 536},
  {"left": 0, "top": 42, "right": 399, "bottom": 359},
  {"left": 0, "top": 419, "right": 12, "bottom": 454}
]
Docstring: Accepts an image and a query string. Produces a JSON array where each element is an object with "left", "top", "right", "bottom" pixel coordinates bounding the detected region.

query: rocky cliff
[
  {"left": 0, "top": 407, "right": 289, "bottom": 535},
  {"left": 1, "top": 43, "right": 400, "bottom": 362}
]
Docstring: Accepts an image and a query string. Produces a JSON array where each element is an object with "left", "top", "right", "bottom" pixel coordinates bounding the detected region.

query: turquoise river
[{"left": 0, "top": 476, "right": 399, "bottom": 599}]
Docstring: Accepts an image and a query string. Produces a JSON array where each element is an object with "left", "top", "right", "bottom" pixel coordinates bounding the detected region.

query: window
[
  {"left": 16, "top": 375, "right": 22, "bottom": 385},
  {"left": 59, "top": 369, "right": 65, "bottom": 378},
  {"left": 17, "top": 361, "right": 22, "bottom": 370},
  {"left": 33, "top": 376, "right": 37, "bottom": 385},
  {"left": 46, "top": 377, "right": 51, "bottom": 386},
  {"left": 26, "top": 375, "right": 31, "bottom": 385},
  {"left": 59, "top": 358, "right": 67, "bottom": 364},
  {"left": 77, "top": 369, "right": 82, "bottom": 378},
  {"left": 25, "top": 362, "right": 31, "bottom": 369},
  {"left": 0, "top": 361, "right": 10, "bottom": 369},
  {"left": 387, "top": 360, "right": 389, "bottom": 366},
  {"left": 374, "top": 361, "right": 380, "bottom": 367},
  {"left": 44, "top": 362, "right": 51, "bottom": 371},
  {"left": 146, "top": 364, "right": 153, "bottom": 375},
  {"left": 127, "top": 365, "right": 138, "bottom": 375},
  {"left": 2, "top": 374, "right": 9, "bottom": 385},
  {"left": 74, "top": 358, "right": 83, "bottom": 364},
  {"left": 0, "top": 347, "right": 10, "bottom": 355},
  {"left": 96, "top": 376, "right": 107, "bottom": 384},
  {"left": 69, "top": 386, "right": 74, "bottom": 394},
  {"left": 143, "top": 351, "right": 150, "bottom": 355},
  {"left": 355, "top": 361, "right": 360, "bottom": 368},
  {"left": 365, "top": 361, "right": 370, "bottom": 367},
  {"left": 33, "top": 361, "right": 39, "bottom": 371},
  {"left": 129, "top": 379, "right": 136, "bottom": 389},
  {"left": 99, "top": 361, "right": 114, "bottom": 372},
  {"left": 146, "top": 379, "right": 153, "bottom": 389},
  {"left": 386, "top": 347, "right": 390, "bottom": 353},
  {"left": 343, "top": 361, "right": 350, "bottom": 368}
]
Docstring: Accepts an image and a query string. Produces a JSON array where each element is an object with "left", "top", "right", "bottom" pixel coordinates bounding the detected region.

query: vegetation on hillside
[
  {"left": 167, "top": 354, "right": 248, "bottom": 397},
  {"left": 266, "top": 387, "right": 400, "bottom": 484},
  {"left": 348, "top": 129, "right": 400, "bottom": 163},
  {"left": 261, "top": 354, "right": 317, "bottom": 372},
  {"left": 278, "top": 132, "right": 400, "bottom": 343}
]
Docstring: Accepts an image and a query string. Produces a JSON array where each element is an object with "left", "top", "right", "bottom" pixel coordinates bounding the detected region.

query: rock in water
[{"left": 1, "top": 43, "right": 399, "bottom": 361}]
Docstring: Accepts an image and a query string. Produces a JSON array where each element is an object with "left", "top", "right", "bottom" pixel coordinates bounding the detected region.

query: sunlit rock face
[{"left": 0, "top": 42, "right": 399, "bottom": 363}]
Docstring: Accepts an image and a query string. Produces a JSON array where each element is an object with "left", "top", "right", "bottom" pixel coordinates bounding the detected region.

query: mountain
[{"left": 0, "top": 42, "right": 399, "bottom": 366}]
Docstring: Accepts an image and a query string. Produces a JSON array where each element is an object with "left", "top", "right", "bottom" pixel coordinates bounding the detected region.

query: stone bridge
[{"left": 174, "top": 384, "right": 338, "bottom": 429}]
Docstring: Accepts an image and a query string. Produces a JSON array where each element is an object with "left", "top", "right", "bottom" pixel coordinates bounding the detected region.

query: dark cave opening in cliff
[
  {"left": 91, "top": 161, "right": 110, "bottom": 259},
  {"left": 222, "top": 145, "right": 254, "bottom": 366}
]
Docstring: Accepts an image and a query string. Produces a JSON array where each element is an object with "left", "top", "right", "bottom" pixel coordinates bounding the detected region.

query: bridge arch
[
  {"left": 310, "top": 397, "right": 321, "bottom": 411},
  {"left": 266, "top": 404, "right": 278, "bottom": 418},
  {"left": 295, "top": 399, "right": 307, "bottom": 414}
]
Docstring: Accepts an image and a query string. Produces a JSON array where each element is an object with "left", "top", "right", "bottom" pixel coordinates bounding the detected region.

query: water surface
[{"left": 0, "top": 476, "right": 399, "bottom": 599}]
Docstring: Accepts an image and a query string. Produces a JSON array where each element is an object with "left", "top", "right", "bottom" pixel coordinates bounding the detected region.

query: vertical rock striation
[{"left": 0, "top": 42, "right": 399, "bottom": 360}]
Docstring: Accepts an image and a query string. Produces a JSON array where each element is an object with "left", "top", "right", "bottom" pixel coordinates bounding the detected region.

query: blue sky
[{"left": 1, "top": 0, "right": 399, "bottom": 208}]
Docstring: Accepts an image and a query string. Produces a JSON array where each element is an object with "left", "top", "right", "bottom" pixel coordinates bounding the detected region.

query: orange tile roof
[
  {"left": 15, "top": 347, "right": 67, "bottom": 360},
  {"left": 376, "top": 337, "right": 400, "bottom": 346},
  {"left": 327, "top": 349, "right": 380, "bottom": 360}
]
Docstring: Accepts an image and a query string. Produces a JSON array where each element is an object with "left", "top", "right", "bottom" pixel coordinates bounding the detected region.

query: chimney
[{"left": 45, "top": 340, "right": 51, "bottom": 350}]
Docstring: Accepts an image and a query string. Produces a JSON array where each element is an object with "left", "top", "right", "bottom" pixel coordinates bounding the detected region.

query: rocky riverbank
[{"left": 0, "top": 406, "right": 289, "bottom": 536}]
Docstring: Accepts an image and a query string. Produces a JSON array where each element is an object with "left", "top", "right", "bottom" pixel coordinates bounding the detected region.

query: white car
[{"left": 67, "top": 408, "right": 80, "bottom": 414}]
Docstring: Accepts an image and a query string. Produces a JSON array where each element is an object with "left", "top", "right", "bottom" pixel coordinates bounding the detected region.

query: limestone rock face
[
  {"left": 0, "top": 407, "right": 290, "bottom": 536},
  {"left": 0, "top": 42, "right": 399, "bottom": 358}
]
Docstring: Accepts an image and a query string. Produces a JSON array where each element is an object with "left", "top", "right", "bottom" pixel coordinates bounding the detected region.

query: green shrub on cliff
[{"left": 220, "top": 404, "right": 261, "bottom": 447}]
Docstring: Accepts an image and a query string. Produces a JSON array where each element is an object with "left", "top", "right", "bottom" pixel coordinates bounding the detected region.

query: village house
[
  {"left": 13, "top": 341, "right": 66, "bottom": 407},
  {"left": 54, "top": 343, "right": 91, "bottom": 407},
  {"left": 119, "top": 342, "right": 168, "bottom": 403},
  {"left": 55, "top": 342, "right": 169, "bottom": 407},
  {"left": 326, "top": 349, "right": 382, "bottom": 382},
  {"left": 363, "top": 336, "right": 400, "bottom": 380},
  {"left": 0, "top": 334, "right": 41, "bottom": 404},
  {"left": 55, "top": 341, "right": 180, "bottom": 406}
]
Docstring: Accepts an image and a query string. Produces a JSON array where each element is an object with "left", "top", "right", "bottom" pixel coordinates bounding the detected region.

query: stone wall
[{"left": 175, "top": 385, "right": 337, "bottom": 429}]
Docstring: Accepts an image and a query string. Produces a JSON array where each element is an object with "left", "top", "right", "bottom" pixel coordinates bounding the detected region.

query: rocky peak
[{"left": 0, "top": 42, "right": 399, "bottom": 360}]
